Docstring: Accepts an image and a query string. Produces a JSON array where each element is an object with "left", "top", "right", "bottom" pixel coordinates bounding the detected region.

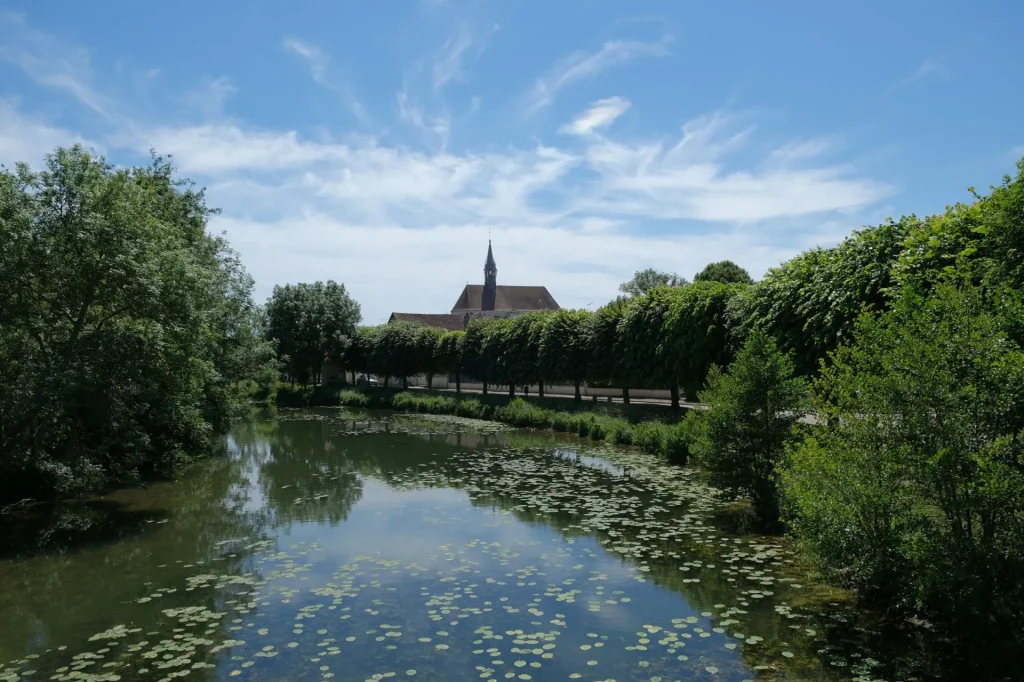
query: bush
[
  {"left": 663, "top": 420, "right": 693, "bottom": 465},
  {"left": 338, "top": 390, "right": 370, "bottom": 408},
  {"left": 495, "top": 399, "right": 551, "bottom": 428},
  {"left": 688, "top": 329, "right": 808, "bottom": 524},
  {"left": 780, "top": 281, "right": 1024, "bottom": 649}
]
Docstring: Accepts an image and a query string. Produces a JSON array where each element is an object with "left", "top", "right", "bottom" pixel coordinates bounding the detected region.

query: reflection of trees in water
[
  {"left": 318, "top": 414, "right": 943, "bottom": 682},
  {"left": 0, "top": 441, "right": 271, "bottom": 662},
  {"left": 243, "top": 416, "right": 364, "bottom": 527}
]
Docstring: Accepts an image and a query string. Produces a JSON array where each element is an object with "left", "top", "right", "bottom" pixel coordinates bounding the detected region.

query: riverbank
[{"left": 337, "top": 388, "right": 693, "bottom": 463}]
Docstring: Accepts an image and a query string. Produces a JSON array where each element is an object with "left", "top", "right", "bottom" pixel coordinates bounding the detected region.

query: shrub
[
  {"left": 663, "top": 420, "right": 693, "bottom": 465},
  {"left": 495, "top": 399, "right": 551, "bottom": 428},
  {"left": 780, "top": 281, "right": 1024, "bottom": 649},
  {"left": 687, "top": 329, "right": 808, "bottom": 524},
  {"left": 338, "top": 390, "right": 370, "bottom": 408},
  {"left": 550, "top": 411, "right": 577, "bottom": 432},
  {"left": 389, "top": 392, "right": 419, "bottom": 412}
]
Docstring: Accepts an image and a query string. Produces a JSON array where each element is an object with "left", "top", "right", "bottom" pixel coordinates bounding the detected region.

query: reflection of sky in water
[
  {"left": 245, "top": 476, "right": 747, "bottom": 682},
  {"left": 0, "top": 412, "right": 910, "bottom": 682}
]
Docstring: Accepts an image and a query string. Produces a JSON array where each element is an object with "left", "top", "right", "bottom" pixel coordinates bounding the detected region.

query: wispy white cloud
[
  {"left": 0, "top": 14, "right": 893, "bottom": 325},
  {"left": 283, "top": 37, "right": 369, "bottom": 123},
  {"left": 0, "top": 99, "right": 99, "bottom": 168},
  {"left": 432, "top": 23, "right": 497, "bottom": 89},
  {"left": 0, "top": 10, "right": 116, "bottom": 119},
  {"left": 524, "top": 35, "right": 671, "bottom": 114},
  {"left": 559, "top": 96, "right": 631, "bottom": 135},
  {"left": 396, "top": 89, "right": 451, "bottom": 150},
  {"left": 183, "top": 75, "right": 237, "bottom": 118},
  {"left": 769, "top": 136, "right": 840, "bottom": 164}
]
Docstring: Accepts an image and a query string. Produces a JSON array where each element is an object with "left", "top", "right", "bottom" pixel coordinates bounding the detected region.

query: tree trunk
[
  {"left": 670, "top": 385, "right": 680, "bottom": 411},
  {"left": 524, "top": 385, "right": 529, "bottom": 397},
  {"left": 622, "top": 386, "right": 630, "bottom": 405},
  {"left": 402, "top": 376, "right": 408, "bottom": 390},
  {"left": 426, "top": 374, "right": 433, "bottom": 389},
  {"left": 456, "top": 370, "right": 461, "bottom": 396},
  {"left": 538, "top": 381, "right": 544, "bottom": 398},
  {"left": 574, "top": 380, "right": 582, "bottom": 402},
  {"left": 509, "top": 384, "right": 515, "bottom": 398},
  {"left": 482, "top": 381, "right": 488, "bottom": 396},
  {"left": 383, "top": 375, "right": 390, "bottom": 388}
]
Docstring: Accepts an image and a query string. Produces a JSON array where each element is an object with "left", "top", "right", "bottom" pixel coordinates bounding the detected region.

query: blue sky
[{"left": 1, "top": 1, "right": 1022, "bottom": 323}]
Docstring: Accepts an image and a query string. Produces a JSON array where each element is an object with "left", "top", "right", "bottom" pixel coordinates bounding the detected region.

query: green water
[{"left": 0, "top": 409, "right": 948, "bottom": 682}]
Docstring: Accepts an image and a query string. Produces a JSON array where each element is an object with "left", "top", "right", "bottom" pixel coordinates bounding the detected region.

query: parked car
[{"left": 356, "top": 374, "right": 379, "bottom": 388}]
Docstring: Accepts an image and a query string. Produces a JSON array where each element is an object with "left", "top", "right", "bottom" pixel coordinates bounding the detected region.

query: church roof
[
  {"left": 451, "top": 285, "right": 560, "bottom": 312},
  {"left": 388, "top": 312, "right": 467, "bottom": 331}
]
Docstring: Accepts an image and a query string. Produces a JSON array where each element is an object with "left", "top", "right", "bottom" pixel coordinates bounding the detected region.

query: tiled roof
[
  {"left": 387, "top": 312, "right": 467, "bottom": 331},
  {"left": 451, "top": 285, "right": 560, "bottom": 312}
]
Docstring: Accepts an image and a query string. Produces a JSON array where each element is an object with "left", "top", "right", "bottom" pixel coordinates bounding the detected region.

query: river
[{"left": 0, "top": 409, "right": 950, "bottom": 682}]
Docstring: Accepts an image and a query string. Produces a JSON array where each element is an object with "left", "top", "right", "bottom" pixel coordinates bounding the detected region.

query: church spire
[{"left": 482, "top": 239, "right": 497, "bottom": 311}]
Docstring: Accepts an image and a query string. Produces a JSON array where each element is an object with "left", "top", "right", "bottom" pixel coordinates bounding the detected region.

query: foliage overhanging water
[{"left": 0, "top": 409, "right": 956, "bottom": 682}]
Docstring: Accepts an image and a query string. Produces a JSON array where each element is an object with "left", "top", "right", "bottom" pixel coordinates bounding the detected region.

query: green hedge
[{"left": 339, "top": 390, "right": 692, "bottom": 463}]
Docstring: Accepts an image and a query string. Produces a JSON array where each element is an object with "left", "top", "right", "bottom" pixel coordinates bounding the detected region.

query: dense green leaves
[
  {"left": 539, "top": 309, "right": 592, "bottom": 400},
  {"left": 693, "top": 260, "right": 753, "bottom": 285},
  {"left": 742, "top": 219, "right": 911, "bottom": 375},
  {"left": 264, "top": 281, "right": 361, "bottom": 385},
  {"left": 0, "top": 146, "right": 276, "bottom": 502},
  {"left": 780, "top": 280, "right": 1024, "bottom": 641},
  {"left": 688, "top": 330, "right": 808, "bottom": 524},
  {"left": 618, "top": 268, "right": 687, "bottom": 297}
]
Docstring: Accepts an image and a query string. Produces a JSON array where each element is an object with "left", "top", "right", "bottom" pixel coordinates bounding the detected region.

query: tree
[
  {"left": 743, "top": 219, "right": 911, "bottom": 375},
  {"left": 264, "top": 281, "right": 361, "bottom": 386},
  {"left": 618, "top": 287, "right": 680, "bottom": 408},
  {"left": 587, "top": 296, "right": 633, "bottom": 403},
  {"left": 462, "top": 318, "right": 495, "bottom": 395},
  {"left": 539, "top": 309, "right": 592, "bottom": 401},
  {"left": 0, "top": 145, "right": 276, "bottom": 503},
  {"left": 662, "top": 282, "right": 747, "bottom": 400},
  {"left": 436, "top": 331, "right": 465, "bottom": 395},
  {"left": 780, "top": 280, "right": 1024, "bottom": 644},
  {"left": 488, "top": 312, "right": 550, "bottom": 397},
  {"left": 693, "top": 260, "right": 753, "bottom": 285},
  {"left": 619, "top": 268, "right": 687, "bottom": 297},
  {"left": 372, "top": 321, "right": 422, "bottom": 389},
  {"left": 414, "top": 326, "right": 444, "bottom": 388},
  {"left": 687, "top": 329, "right": 808, "bottom": 524}
]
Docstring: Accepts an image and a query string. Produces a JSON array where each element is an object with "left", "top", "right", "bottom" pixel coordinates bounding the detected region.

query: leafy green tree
[
  {"left": 587, "top": 296, "right": 634, "bottom": 403},
  {"left": 618, "top": 268, "right": 687, "bottom": 297},
  {"left": 619, "top": 288, "right": 680, "bottom": 408},
  {"left": 744, "top": 219, "right": 911, "bottom": 375},
  {"left": 436, "top": 330, "right": 465, "bottom": 395},
  {"left": 488, "top": 313, "right": 550, "bottom": 397},
  {"left": 895, "top": 158, "right": 1024, "bottom": 294},
  {"left": 539, "top": 309, "right": 592, "bottom": 401},
  {"left": 693, "top": 260, "right": 753, "bottom": 284},
  {"left": 0, "top": 145, "right": 275, "bottom": 502},
  {"left": 687, "top": 329, "right": 808, "bottom": 524},
  {"left": 663, "top": 282, "right": 748, "bottom": 401},
  {"left": 264, "top": 280, "right": 361, "bottom": 386},
  {"left": 414, "top": 326, "right": 445, "bottom": 388},
  {"left": 372, "top": 321, "right": 422, "bottom": 389},
  {"left": 780, "top": 280, "right": 1024, "bottom": 643},
  {"left": 462, "top": 318, "right": 495, "bottom": 395}
]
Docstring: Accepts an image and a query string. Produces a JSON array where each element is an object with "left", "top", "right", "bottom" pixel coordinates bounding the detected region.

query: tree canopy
[
  {"left": 693, "top": 260, "right": 753, "bottom": 285},
  {"left": 618, "top": 268, "right": 687, "bottom": 296},
  {"left": 264, "top": 280, "right": 361, "bottom": 385},
  {"left": 0, "top": 146, "right": 276, "bottom": 502}
]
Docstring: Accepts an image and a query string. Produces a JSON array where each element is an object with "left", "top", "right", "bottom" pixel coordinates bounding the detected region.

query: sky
[{"left": 1, "top": 1, "right": 1022, "bottom": 324}]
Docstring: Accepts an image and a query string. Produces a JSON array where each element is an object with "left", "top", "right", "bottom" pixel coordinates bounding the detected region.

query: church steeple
[{"left": 482, "top": 240, "right": 497, "bottom": 311}]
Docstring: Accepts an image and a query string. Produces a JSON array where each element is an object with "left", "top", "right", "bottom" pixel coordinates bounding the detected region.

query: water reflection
[{"left": 0, "top": 408, "right": 973, "bottom": 682}]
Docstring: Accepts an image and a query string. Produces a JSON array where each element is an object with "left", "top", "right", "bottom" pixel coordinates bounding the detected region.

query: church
[{"left": 388, "top": 241, "right": 560, "bottom": 330}]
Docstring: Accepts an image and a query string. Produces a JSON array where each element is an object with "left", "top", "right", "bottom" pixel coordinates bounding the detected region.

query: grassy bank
[{"left": 338, "top": 388, "right": 692, "bottom": 463}]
